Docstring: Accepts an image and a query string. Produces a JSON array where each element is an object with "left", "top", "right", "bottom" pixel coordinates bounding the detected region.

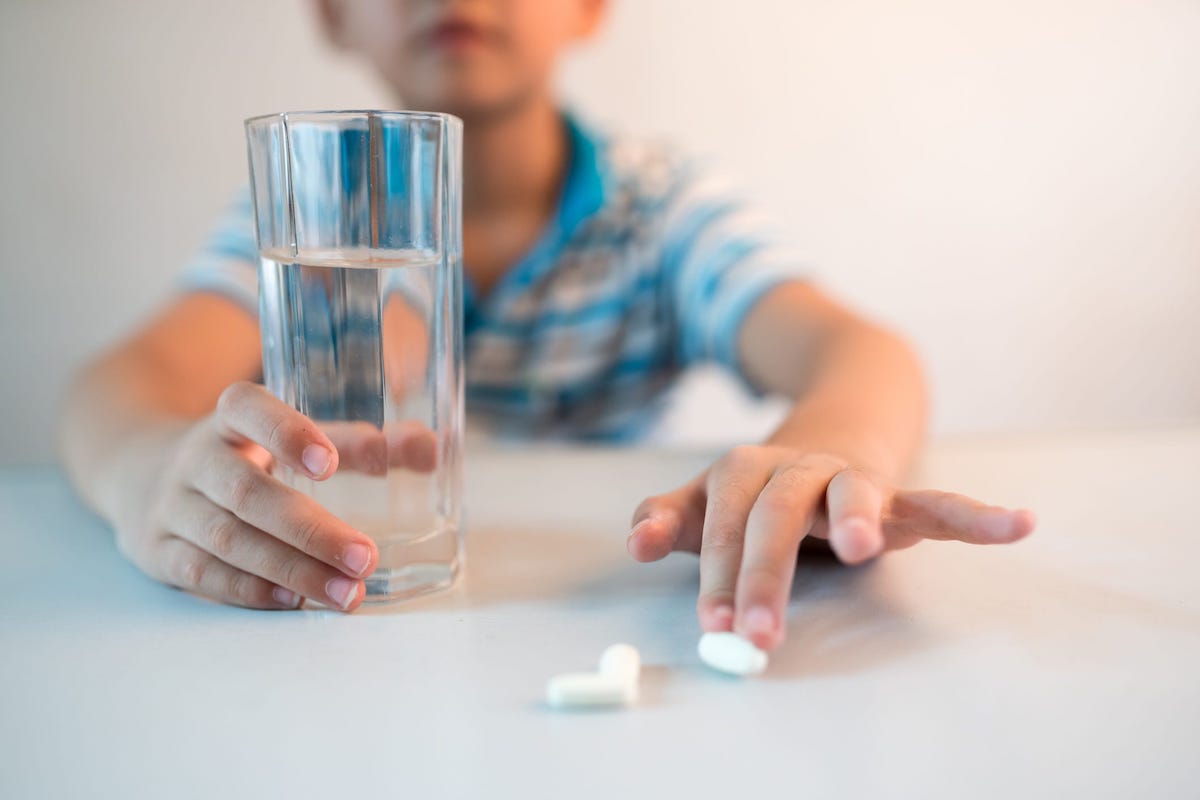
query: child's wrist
[{"left": 96, "top": 419, "right": 190, "bottom": 527}]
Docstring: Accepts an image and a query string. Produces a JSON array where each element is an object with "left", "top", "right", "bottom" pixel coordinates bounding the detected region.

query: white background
[{"left": 2, "top": 0, "right": 1198, "bottom": 464}]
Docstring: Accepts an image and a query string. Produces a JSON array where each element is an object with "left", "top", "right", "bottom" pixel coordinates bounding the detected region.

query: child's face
[{"left": 317, "top": 0, "right": 606, "bottom": 120}]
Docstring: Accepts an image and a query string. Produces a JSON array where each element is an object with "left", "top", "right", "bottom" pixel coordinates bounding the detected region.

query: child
[{"left": 59, "top": 0, "right": 1035, "bottom": 651}]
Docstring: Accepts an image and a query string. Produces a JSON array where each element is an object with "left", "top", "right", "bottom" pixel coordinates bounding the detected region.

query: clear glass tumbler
[{"left": 244, "top": 110, "right": 464, "bottom": 603}]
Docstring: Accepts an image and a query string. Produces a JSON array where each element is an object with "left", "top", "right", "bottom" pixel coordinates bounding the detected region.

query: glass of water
[{"left": 244, "top": 110, "right": 464, "bottom": 603}]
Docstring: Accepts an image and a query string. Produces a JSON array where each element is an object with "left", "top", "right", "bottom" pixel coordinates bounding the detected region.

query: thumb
[{"left": 627, "top": 476, "right": 706, "bottom": 562}]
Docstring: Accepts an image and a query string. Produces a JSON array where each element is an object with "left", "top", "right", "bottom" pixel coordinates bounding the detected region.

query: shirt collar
[
  {"left": 557, "top": 110, "right": 607, "bottom": 241},
  {"left": 462, "top": 110, "right": 608, "bottom": 331}
]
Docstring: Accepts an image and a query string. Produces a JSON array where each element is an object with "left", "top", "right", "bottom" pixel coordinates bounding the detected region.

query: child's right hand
[{"left": 112, "top": 381, "right": 382, "bottom": 611}]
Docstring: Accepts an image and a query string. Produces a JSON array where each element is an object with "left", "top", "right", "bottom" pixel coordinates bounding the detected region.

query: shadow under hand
[
  {"left": 402, "top": 523, "right": 940, "bottom": 681},
  {"left": 767, "top": 554, "right": 937, "bottom": 680}
]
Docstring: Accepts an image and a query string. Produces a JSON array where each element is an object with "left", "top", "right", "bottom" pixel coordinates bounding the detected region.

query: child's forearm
[
  {"left": 740, "top": 283, "right": 927, "bottom": 482},
  {"left": 60, "top": 294, "right": 262, "bottom": 524},
  {"left": 59, "top": 353, "right": 192, "bottom": 526},
  {"left": 766, "top": 322, "right": 926, "bottom": 482}
]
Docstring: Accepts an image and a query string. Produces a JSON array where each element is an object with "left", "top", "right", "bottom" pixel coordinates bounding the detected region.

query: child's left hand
[{"left": 627, "top": 444, "right": 1036, "bottom": 651}]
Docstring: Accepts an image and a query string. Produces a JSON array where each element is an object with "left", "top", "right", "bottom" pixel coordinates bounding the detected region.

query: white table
[{"left": 2, "top": 431, "right": 1198, "bottom": 799}]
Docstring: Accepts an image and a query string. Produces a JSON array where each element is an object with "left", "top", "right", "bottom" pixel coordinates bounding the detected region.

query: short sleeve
[
  {"left": 177, "top": 187, "right": 259, "bottom": 313},
  {"left": 660, "top": 163, "right": 809, "bottom": 387}
]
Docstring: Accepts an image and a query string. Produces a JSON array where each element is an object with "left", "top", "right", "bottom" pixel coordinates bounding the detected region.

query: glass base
[
  {"left": 362, "top": 562, "right": 458, "bottom": 603},
  {"left": 362, "top": 525, "right": 461, "bottom": 604}
]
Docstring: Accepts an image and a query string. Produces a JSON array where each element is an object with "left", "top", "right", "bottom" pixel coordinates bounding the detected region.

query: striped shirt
[{"left": 181, "top": 112, "right": 806, "bottom": 440}]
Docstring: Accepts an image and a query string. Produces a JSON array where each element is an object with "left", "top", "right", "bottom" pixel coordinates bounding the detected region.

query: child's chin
[{"left": 404, "top": 74, "right": 533, "bottom": 121}]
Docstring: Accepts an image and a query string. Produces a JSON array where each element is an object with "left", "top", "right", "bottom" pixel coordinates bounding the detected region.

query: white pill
[
  {"left": 597, "top": 643, "right": 641, "bottom": 684},
  {"left": 545, "top": 671, "right": 636, "bottom": 709},
  {"left": 697, "top": 632, "right": 768, "bottom": 676}
]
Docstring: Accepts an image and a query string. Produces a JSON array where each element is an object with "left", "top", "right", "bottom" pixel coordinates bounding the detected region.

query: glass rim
[{"left": 244, "top": 109, "right": 463, "bottom": 129}]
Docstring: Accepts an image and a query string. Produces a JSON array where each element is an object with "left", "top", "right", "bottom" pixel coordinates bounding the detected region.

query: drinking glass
[{"left": 245, "top": 110, "right": 464, "bottom": 603}]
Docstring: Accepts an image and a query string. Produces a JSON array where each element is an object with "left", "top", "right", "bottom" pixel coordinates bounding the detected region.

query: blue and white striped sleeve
[
  {"left": 177, "top": 186, "right": 259, "bottom": 313},
  {"left": 660, "top": 162, "right": 809, "bottom": 387}
]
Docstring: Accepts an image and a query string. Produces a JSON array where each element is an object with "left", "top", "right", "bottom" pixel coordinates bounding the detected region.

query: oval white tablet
[
  {"left": 545, "top": 672, "right": 636, "bottom": 709},
  {"left": 597, "top": 643, "right": 641, "bottom": 684},
  {"left": 697, "top": 632, "right": 768, "bottom": 676}
]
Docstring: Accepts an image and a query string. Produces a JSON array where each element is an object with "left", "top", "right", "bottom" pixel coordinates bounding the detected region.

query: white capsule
[
  {"left": 545, "top": 671, "right": 637, "bottom": 709},
  {"left": 697, "top": 632, "right": 768, "bottom": 676},
  {"left": 597, "top": 643, "right": 641, "bottom": 684}
]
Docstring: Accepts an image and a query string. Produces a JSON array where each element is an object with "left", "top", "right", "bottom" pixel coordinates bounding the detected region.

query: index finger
[
  {"left": 734, "top": 466, "right": 828, "bottom": 650},
  {"left": 213, "top": 381, "right": 339, "bottom": 480},
  {"left": 696, "top": 450, "right": 775, "bottom": 635}
]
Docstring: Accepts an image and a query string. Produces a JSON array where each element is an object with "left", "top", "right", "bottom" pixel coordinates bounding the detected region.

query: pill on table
[
  {"left": 545, "top": 671, "right": 636, "bottom": 709},
  {"left": 697, "top": 632, "right": 768, "bottom": 676},
  {"left": 597, "top": 643, "right": 641, "bottom": 684}
]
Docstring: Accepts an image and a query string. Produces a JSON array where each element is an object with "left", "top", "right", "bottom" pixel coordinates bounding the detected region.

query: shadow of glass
[{"left": 393, "top": 523, "right": 676, "bottom": 614}]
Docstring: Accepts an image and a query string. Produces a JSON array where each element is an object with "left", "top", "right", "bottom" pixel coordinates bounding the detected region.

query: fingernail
[
  {"left": 743, "top": 606, "right": 776, "bottom": 637},
  {"left": 326, "top": 576, "right": 358, "bottom": 610},
  {"left": 710, "top": 603, "right": 735, "bottom": 631},
  {"left": 272, "top": 587, "right": 302, "bottom": 608},
  {"left": 342, "top": 543, "right": 372, "bottom": 577},
  {"left": 301, "top": 445, "right": 332, "bottom": 478},
  {"left": 833, "top": 518, "right": 879, "bottom": 562},
  {"left": 630, "top": 513, "right": 674, "bottom": 540}
]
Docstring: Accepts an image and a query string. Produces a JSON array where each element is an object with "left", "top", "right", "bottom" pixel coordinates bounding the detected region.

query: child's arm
[
  {"left": 59, "top": 294, "right": 382, "bottom": 610},
  {"left": 627, "top": 281, "right": 1036, "bottom": 650}
]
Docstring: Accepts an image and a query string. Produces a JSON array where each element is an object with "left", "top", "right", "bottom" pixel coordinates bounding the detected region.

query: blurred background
[{"left": 1, "top": 0, "right": 1197, "bottom": 465}]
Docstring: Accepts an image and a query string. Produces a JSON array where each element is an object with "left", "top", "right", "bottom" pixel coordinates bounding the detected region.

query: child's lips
[{"left": 426, "top": 20, "right": 491, "bottom": 51}]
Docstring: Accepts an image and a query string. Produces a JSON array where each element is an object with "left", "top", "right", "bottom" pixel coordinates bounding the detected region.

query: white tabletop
[{"left": 2, "top": 430, "right": 1199, "bottom": 799}]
